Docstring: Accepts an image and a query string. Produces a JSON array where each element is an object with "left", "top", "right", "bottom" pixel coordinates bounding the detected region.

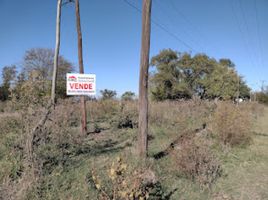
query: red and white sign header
[{"left": 66, "top": 73, "right": 96, "bottom": 96}]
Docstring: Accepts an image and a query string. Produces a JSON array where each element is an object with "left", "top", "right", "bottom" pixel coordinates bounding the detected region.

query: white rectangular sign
[{"left": 66, "top": 73, "right": 96, "bottom": 96}]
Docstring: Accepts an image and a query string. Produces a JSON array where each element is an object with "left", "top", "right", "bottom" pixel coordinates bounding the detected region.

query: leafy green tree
[
  {"left": 179, "top": 53, "right": 216, "bottom": 98},
  {"left": 219, "top": 58, "right": 235, "bottom": 68},
  {"left": 150, "top": 49, "right": 192, "bottom": 100},
  {"left": 150, "top": 49, "right": 250, "bottom": 101},
  {"left": 238, "top": 78, "right": 250, "bottom": 99},
  {"left": 201, "top": 65, "right": 238, "bottom": 99},
  {"left": 100, "top": 89, "right": 117, "bottom": 100},
  {"left": 121, "top": 91, "right": 135, "bottom": 101}
]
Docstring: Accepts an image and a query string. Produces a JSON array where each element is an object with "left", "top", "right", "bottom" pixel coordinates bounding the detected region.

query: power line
[
  {"left": 168, "top": 0, "right": 206, "bottom": 45},
  {"left": 230, "top": 0, "right": 256, "bottom": 71},
  {"left": 238, "top": 0, "right": 260, "bottom": 69},
  {"left": 122, "top": 0, "right": 197, "bottom": 53},
  {"left": 253, "top": 0, "right": 264, "bottom": 70},
  {"left": 154, "top": 0, "right": 205, "bottom": 53}
]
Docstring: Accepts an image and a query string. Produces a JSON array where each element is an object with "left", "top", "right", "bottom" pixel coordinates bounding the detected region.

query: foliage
[
  {"left": 0, "top": 48, "right": 74, "bottom": 103},
  {"left": 0, "top": 98, "right": 265, "bottom": 199},
  {"left": 0, "top": 65, "right": 17, "bottom": 101},
  {"left": 150, "top": 49, "right": 250, "bottom": 101},
  {"left": 88, "top": 157, "right": 167, "bottom": 200},
  {"left": 201, "top": 65, "right": 238, "bottom": 100},
  {"left": 111, "top": 101, "right": 138, "bottom": 129},
  {"left": 256, "top": 92, "right": 268, "bottom": 105},
  {"left": 212, "top": 102, "right": 253, "bottom": 146},
  {"left": 0, "top": 85, "right": 10, "bottom": 101},
  {"left": 23, "top": 48, "right": 73, "bottom": 98},
  {"left": 100, "top": 89, "right": 117, "bottom": 100},
  {"left": 121, "top": 91, "right": 136, "bottom": 101},
  {"left": 255, "top": 86, "right": 268, "bottom": 105}
]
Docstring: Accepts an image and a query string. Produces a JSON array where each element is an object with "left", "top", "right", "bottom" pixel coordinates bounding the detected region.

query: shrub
[
  {"left": 149, "top": 100, "right": 215, "bottom": 131},
  {"left": 88, "top": 99, "right": 120, "bottom": 121},
  {"left": 255, "top": 92, "right": 268, "bottom": 105},
  {"left": 171, "top": 137, "right": 222, "bottom": 189},
  {"left": 112, "top": 101, "right": 138, "bottom": 129},
  {"left": 87, "top": 157, "right": 168, "bottom": 200},
  {"left": 212, "top": 102, "right": 253, "bottom": 147}
]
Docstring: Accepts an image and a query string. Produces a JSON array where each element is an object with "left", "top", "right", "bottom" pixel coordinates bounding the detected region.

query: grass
[
  {"left": 0, "top": 100, "right": 268, "bottom": 199},
  {"left": 211, "top": 106, "right": 268, "bottom": 200}
]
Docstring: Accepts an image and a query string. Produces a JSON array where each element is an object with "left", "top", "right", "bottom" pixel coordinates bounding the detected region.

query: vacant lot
[{"left": 0, "top": 100, "right": 267, "bottom": 200}]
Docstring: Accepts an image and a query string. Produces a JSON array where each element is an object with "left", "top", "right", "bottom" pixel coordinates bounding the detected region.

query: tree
[
  {"left": 2, "top": 65, "right": 17, "bottom": 87},
  {"left": 201, "top": 65, "right": 238, "bottom": 100},
  {"left": 219, "top": 58, "right": 235, "bottom": 68},
  {"left": 150, "top": 49, "right": 250, "bottom": 101},
  {"left": 22, "top": 48, "right": 73, "bottom": 98},
  {"left": 150, "top": 49, "right": 192, "bottom": 100},
  {"left": 121, "top": 91, "right": 135, "bottom": 101},
  {"left": 238, "top": 78, "right": 250, "bottom": 99},
  {"left": 0, "top": 65, "right": 17, "bottom": 101},
  {"left": 100, "top": 89, "right": 117, "bottom": 100}
]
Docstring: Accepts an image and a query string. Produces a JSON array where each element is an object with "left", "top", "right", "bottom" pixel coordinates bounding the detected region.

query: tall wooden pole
[
  {"left": 75, "top": 0, "right": 87, "bottom": 135},
  {"left": 51, "top": 0, "right": 62, "bottom": 105},
  {"left": 138, "top": 0, "right": 152, "bottom": 158}
]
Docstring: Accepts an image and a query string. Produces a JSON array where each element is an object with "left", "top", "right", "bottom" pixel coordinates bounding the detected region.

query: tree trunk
[
  {"left": 138, "top": 0, "right": 152, "bottom": 159},
  {"left": 75, "top": 0, "right": 87, "bottom": 135},
  {"left": 51, "top": 0, "right": 62, "bottom": 105}
]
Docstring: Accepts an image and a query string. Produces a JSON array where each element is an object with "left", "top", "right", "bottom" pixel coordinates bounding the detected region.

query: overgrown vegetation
[
  {"left": 171, "top": 137, "right": 222, "bottom": 189},
  {"left": 212, "top": 102, "right": 253, "bottom": 146},
  {"left": 1, "top": 97, "right": 266, "bottom": 199}
]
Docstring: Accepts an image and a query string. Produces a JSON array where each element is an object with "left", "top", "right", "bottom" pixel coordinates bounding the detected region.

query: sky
[{"left": 0, "top": 0, "right": 267, "bottom": 96}]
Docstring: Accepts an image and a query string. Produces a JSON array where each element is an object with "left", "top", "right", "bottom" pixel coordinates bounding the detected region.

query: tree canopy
[
  {"left": 100, "top": 89, "right": 117, "bottom": 100},
  {"left": 0, "top": 48, "right": 73, "bottom": 102},
  {"left": 150, "top": 49, "right": 250, "bottom": 101},
  {"left": 121, "top": 91, "right": 135, "bottom": 101}
]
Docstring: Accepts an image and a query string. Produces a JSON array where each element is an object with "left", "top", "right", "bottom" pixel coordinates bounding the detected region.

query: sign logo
[
  {"left": 68, "top": 75, "right": 77, "bottom": 82},
  {"left": 66, "top": 73, "right": 96, "bottom": 96}
]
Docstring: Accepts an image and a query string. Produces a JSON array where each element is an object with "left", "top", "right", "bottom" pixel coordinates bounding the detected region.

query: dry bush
[
  {"left": 0, "top": 113, "right": 22, "bottom": 134},
  {"left": 112, "top": 101, "right": 138, "bottom": 129},
  {"left": 47, "top": 98, "right": 80, "bottom": 138},
  {"left": 0, "top": 101, "right": 8, "bottom": 112},
  {"left": 171, "top": 137, "right": 222, "bottom": 189},
  {"left": 34, "top": 99, "right": 81, "bottom": 174},
  {"left": 241, "top": 101, "right": 265, "bottom": 120},
  {"left": 87, "top": 157, "right": 167, "bottom": 200},
  {"left": 149, "top": 100, "right": 215, "bottom": 131},
  {"left": 87, "top": 99, "right": 120, "bottom": 121},
  {"left": 0, "top": 111, "right": 27, "bottom": 199},
  {"left": 212, "top": 102, "right": 253, "bottom": 147}
]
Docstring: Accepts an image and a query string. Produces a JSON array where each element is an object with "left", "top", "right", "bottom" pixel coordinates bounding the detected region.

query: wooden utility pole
[
  {"left": 75, "top": 0, "right": 87, "bottom": 135},
  {"left": 51, "top": 0, "right": 62, "bottom": 105},
  {"left": 138, "top": 0, "right": 152, "bottom": 158}
]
